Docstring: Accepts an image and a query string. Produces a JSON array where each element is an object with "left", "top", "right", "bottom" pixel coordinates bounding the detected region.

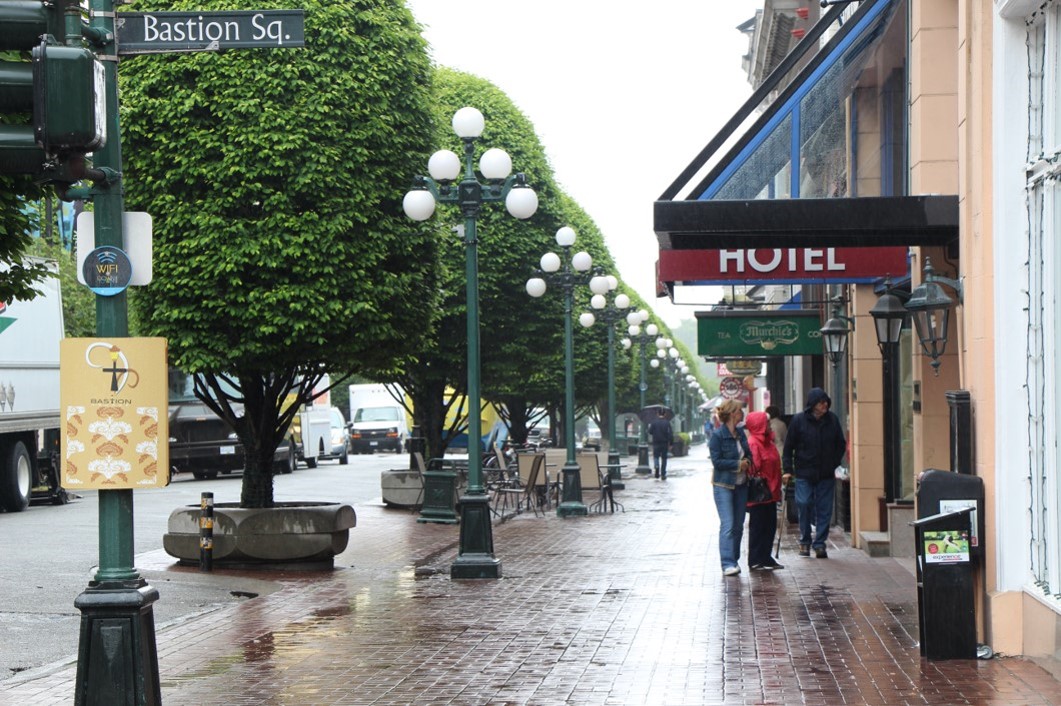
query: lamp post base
[
  {"left": 557, "top": 462, "right": 588, "bottom": 517},
  {"left": 450, "top": 492, "right": 501, "bottom": 579},
  {"left": 74, "top": 581, "right": 161, "bottom": 706},
  {"left": 635, "top": 444, "right": 652, "bottom": 475},
  {"left": 606, "top": 450, "right": 624, "bottom": 490}
]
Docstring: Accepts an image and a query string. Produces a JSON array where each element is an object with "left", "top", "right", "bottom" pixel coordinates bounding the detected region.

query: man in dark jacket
[
  {"left": 647, "top": 407, "right": 673, "bottom": 480},
  {"left": 782, "top": 388, "right": 846, "bottom": 558}
]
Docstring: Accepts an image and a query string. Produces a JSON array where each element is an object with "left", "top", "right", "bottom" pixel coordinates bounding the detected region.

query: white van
[{"left": 349, "top": 384, "right": 408, "bottom": 454}]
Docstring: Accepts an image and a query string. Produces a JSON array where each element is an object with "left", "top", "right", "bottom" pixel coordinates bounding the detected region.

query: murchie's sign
[{"left": 696, "top": 311, "right": 823, "bottom": 358}]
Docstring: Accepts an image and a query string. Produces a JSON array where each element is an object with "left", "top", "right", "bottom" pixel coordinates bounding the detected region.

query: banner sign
[
  {"left": 717, "top": 360, "right": 763, "bottom": 377},
  {"left": 60, "top": 338, "right": 170, "bottom": 489},
  {"left": 660, "top": 247, "right": 908, "bottom": 285},
  {"left": 696, "top": 311, "right": 822, "bottom": 358}
]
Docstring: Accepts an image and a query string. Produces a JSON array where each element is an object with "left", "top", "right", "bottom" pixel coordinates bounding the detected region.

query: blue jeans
[
  {"left": 652, "top": 443, "right": 669, "bottom": 476},
  {"left": 795, "top": 477, "right": 835, "bottom": 549},
  {"left": 713, "top": 483, "right": 749, "bottom": 569}
]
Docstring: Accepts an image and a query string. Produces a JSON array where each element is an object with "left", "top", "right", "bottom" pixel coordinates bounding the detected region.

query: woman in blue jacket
[{"left": 708, "top": 399, "right": 752, "bottom": 576}]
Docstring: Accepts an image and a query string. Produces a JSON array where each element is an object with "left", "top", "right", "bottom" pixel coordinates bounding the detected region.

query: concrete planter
[
  {"left": 381, "top": 469, "right": 423, "bottom": 508},
  {"left": 163, "top": 502, "right": 356, "bottom": 570}
]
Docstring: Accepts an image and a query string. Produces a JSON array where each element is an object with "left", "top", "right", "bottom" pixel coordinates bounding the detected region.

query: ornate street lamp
[
  {"left": 585, "top": 286, "right": 631, "bottom": 488},
  {"left": 622, "top": 310, "right": 659, "bottom": 475},
  {"left": 869, "top": 282, "right": 907, "bottom": 353},
  {"left": 905, "top": 258, "right": 963, "bottom": 375},
  {"left": 404, "top": 106, "right": 538, "bottom": 579},
  {"left": 527, "top": 226, "right": 611, "bottom": 517},
  {"left": 820, "top": 310, "right": 852, "bottom": 369},
  {"left": 870, "top": 280, "right": 907, "bottom": 504}
]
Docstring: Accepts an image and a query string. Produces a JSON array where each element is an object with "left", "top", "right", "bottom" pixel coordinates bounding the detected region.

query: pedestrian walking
[
  {"left": 707, "top": 399, "right": 751, "bottom": 576},
  {"left": 647, "top": 407, "right": 673, "bottom": 480},
  {"left": 765, "top": 405, "right": 787, "bottom": 457},
  {"left": 744, "top": 411, "right": 785, "bottom": 570},
  {"left": 782, "top": 388, "right": 847, "bottom": 559}
]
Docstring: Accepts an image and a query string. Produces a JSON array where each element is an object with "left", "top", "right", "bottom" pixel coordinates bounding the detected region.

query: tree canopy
[{"left": 119, "top": 0, "right": 436, "bottom": 506}]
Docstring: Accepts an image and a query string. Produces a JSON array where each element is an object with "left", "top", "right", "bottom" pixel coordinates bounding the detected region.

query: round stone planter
[{"left": 163, "top": 502, "right": 356, "bottom": 570}]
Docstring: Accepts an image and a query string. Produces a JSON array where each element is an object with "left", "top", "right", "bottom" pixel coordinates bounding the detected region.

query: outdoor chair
[
  {"left": 485, "top": 442, "right": 517, "bottom": 489},
  {"left": 577, "top": 452, "right": 623, "bottom": 514},
  {"left": 492, "top": 452, "right": 545, "bottom": 519}
]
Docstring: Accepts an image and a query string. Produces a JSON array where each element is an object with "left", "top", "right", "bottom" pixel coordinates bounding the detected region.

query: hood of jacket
[
  {"left": 804, "top": 387, "right": 831, "bottom": 411},
  {"left": 744, "top": 411, "right": 771, "bottom": 441}
]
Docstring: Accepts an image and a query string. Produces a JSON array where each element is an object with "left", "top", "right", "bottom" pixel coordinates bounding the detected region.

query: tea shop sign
[{"left": 696, "top": 311, "right": 822, "bottom": 358}]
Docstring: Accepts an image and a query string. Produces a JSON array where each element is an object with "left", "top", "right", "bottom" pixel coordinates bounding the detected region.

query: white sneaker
[{"left": 723, "top": 566, "right": 740, "bottom": 576}]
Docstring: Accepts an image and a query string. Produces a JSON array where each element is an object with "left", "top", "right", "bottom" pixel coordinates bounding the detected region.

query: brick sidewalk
[{"left": 5, "top": 448, "right": 1061, "bottom": 705}]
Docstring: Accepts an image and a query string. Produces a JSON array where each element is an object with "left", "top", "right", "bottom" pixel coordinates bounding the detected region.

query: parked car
[
  {"left": 167, "top": 370, "right": 294, "bottom": 479},
  {"left": 580, "top": 421, "right": 602, "bottom": 451}
]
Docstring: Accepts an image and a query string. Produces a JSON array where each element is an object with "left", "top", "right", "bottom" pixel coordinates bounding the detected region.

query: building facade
[{"left": 656, "top": 0, "right": 1061, "bottom": 667}]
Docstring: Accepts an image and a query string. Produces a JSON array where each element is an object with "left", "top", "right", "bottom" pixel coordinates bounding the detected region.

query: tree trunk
[
  {"left": 240, "top": 446, "right": 276, "bottom": 508},
  {"left": 503, "top": 396, "right": 529, "bottom": 445},
  {"left": 411, "top": 379, "right": 448, "bottom": 461}
]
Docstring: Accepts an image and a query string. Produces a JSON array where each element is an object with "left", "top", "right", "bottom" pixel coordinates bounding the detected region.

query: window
[
  {"left": 1026, "top": 3, "right": 1061, "bottom": 599},
  {"left": 700, "top": 0, "right": 906, "bottom": 201}
]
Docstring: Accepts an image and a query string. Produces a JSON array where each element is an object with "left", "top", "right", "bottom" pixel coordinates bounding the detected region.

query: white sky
[{"left": 405, "top": 0, "right": 763, "bottom": 328}]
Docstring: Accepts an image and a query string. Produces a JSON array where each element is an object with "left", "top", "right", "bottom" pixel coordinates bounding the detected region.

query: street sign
[{"left": 116, "top": 10, "right": 305, "bottom": 54}]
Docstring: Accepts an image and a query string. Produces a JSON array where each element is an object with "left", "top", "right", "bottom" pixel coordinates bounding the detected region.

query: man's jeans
[
  {"left": 713, "top": 483, "right": 749, "bottom": 569},
  {"left": 652, "top": 443, "right": 669, "bottom": 476},
  {"left": 795, "top": 477, "right": 835, "bottom": 549}
]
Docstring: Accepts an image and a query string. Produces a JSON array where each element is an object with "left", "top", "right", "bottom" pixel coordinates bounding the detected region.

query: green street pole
[
  {"left": 73, "top": 0, "right": 161, "bottom": 702},
  {"left": 527, "top": 230, "right": 603, "bottom": 518},
  {"left": 449, "top": 133, "right": 500, "bottom": 577},
  {"left": 584, "top": 291, "right": 627, "bottom": 486},
  {"left": 604, "top": 323, "right": 623, "bottom": 487},
  {"left": 404, "top": 107, "right": 538, "bottom": 578},
  {"left": 556, "top": 248, "right": 586, "bottom": 517},
  {"left": 635, "top": 333, "right": 652, "bottom": 475}
]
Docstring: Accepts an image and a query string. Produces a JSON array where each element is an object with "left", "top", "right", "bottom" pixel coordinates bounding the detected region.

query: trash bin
[{"left": 912, "top": 469, "right": 985, "bottom": 660}]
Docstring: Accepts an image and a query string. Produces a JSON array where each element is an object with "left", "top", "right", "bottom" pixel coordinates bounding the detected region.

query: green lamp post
[
  {"left": 586, "top": 287, "right": 630, "bottom": 488},
  {"left": 526, "top": 226, "right": 611, "bottom": 518},
  {"left": 61, "top": 0, "right": 163, "bottom": 701},
  {"left": 623, "top": 310, "right": 658, "bottom": 475},
  {"left": 403, "top": 106, "right": 539, "bottom": 579}
]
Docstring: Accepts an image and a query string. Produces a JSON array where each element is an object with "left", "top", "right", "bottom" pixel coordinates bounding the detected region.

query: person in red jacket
[{"left": 744, "top": 411, "right": 786, "bottom": 570}]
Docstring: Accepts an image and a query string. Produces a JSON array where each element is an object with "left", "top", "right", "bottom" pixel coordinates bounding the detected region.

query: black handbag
[{"left": 747, "top": 474, "right": 772, "bottom": 504}]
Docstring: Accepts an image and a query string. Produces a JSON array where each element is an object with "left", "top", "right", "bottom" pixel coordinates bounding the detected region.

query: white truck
[
  {"left": 0, "top": 259, "right": 66, "bottom": 511},
  {"left": 348, "top": 383, "right": 408, "bottom": 454}
]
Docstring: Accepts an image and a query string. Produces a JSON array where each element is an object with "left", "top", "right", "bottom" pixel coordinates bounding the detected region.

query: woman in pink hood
[{"left": 744, "top": 411, "right": 785, "bottom": 570}]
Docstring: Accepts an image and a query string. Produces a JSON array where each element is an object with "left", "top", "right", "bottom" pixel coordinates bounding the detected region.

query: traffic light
[{"left": 0, "top": 0, "right": 106, "bottom": 181}]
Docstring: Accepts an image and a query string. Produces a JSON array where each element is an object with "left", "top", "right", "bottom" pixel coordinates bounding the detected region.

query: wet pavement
[{"left": 5, "top": 445, "right": 1061, "bottom": 705}]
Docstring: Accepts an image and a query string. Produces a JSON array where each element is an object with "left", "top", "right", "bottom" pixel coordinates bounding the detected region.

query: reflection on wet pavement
[{"left": 4, "top": 450, "right": 1061, "bottom": 705}]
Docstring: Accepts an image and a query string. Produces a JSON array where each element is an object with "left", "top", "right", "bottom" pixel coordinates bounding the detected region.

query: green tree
[
  {"left": 0, "top": 180, "right": 59, "bottom": 302},
  {"left": 120, "top": 0, "right": 436, "bottom": 507},
  {"left": 26, "top": 237, "right": 95, "bottom": 337}
]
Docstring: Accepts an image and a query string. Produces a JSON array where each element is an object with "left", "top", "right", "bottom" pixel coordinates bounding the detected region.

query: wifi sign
[{"left": 82, "top": 246, "right": 133, "bottom": 297}]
